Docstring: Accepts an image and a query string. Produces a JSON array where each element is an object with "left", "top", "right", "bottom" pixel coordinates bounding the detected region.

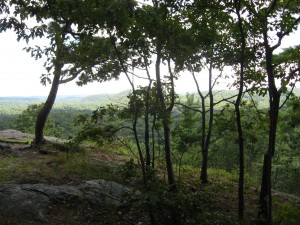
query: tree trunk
[
  {"left": 34, "top": 74, "right": 61, "bottom": 144},
  {"left": 163, "top": 123, "right": 175, "bottom": 186},
  {"left": 234, "top": 0, "right": 246, "bottom": 220},
  {"left": 155, "top": 40, "right": 176, "bottom": 187},
  {"left": 34, "top": 32, "right": 65, "bottom": 145},
  {"left": 236, "top": 106, "right": 244, "bottom": 221},
  {"left": 258, "top": 30, "right": 281, "bottom": 224},
  {"left": 200, "top": 149, "right": 208, "bottom": 182},
  {"left": 151, "top": 110, "right": 157, "bottom": 169},
  {"left": 133, "top": 113, "right": 148, "bottom": 188},
  {"left": 199, "top": 63, "right": 214, "bottom": 183},
  {"left": 258, "top": 153, "right": 272, "bottom": 225},
  {"left": 199, "top": 86, "right": 207, "bottom": 183},
  {"left": 258, "top": 91, "right": 280, "bottom": 225},
  {"left": 192, "top": 69, "right": 208, "bottom": 183},
  {"left": 145, "top": 77, "right": 152, "bottom": 168}
]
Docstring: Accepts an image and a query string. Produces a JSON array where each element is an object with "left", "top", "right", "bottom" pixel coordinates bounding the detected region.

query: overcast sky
[
  {"left": 0, "top": 31, "right": 134, "bottom": 97},
  {"left": 0, "top": 29, "right": 299, "bottom": 97}
]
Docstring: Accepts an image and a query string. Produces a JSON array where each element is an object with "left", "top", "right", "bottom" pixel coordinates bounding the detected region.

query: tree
[
  {"left": 108, "top": 2, "right": 196, "bottom": 224},
  {"left": 233, "top": 0, "right": 247, "bottom": 219},
  {"left": 1, "top": 1, "right": 78, "bottom": 144},
  {"left": 34, "top": 21, "right": 69, "bottom": 144},
  {"left": 242, "top": 1, "right": 300, "bottom": 224},
  {"left": 182, "top": 0, "right": 233, "bottom": 183},
  {"left": 110, "top": 0, "right": 192, "bottom": 189},
  {"left": 4, "top": 0, "right": 126, "bottom": 144}
]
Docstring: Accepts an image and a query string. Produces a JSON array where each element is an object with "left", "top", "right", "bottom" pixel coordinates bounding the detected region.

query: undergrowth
[{"left": 0, "top": 140, "right": 299, "bottom": 225}]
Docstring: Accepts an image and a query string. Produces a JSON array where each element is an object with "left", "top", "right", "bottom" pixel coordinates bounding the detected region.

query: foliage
[
  {"left": 125, "top": 176, "right": 237, "bottom": 225},
  {"left": 211, "top": 101, "right": 268, "bottom": 173},
  {"left": 273, "top": 200, "right": 300, "bottom": 225},
  {"left": 12, "top": 104, "right": 65, "bottom": 138},
  {"left": 173, "top": 94, "right": 200, "bottom": 154},
  {"left": 73, "top": 105, "right": 122, "bottom": 146}
]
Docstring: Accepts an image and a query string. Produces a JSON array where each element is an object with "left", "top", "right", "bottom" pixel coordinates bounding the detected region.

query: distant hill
[
  {"left": 0, "top": 88, "right": 299, "bottom": 115},
  {"left": 0, "top": 90, "right": 130, "bottom": 103},
  {"left": 81, "top": 90, "right": 130, "bottom": 103},
  {"left": 0, "top": 91, "right": 131, "bottom": 115},
  {"left": 0, "top": 95, "right": 84, "bottom": 103},
  {"left": 0, "top": 96, "right": 46, "bottom": 101}
]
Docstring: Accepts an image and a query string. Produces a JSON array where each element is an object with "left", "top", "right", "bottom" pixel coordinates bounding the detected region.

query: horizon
[
  {"left": 1, "top": 29, "right": 300, "bottom": 98},
  {"left": 1, "top": 87, "right": 300, "bottom": 99}
]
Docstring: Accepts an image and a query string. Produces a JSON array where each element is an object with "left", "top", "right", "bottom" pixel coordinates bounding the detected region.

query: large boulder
[
  {"left": 0, "top": 184, "right": 49, "bottom": 221},
  {"left": 0, "top": 180, "right": 135, "bottom": 222}
]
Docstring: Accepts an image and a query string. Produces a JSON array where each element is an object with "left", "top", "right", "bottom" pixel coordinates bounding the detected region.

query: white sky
[
  {"left": 0, "top": 29, "right": 299, "bottom": 97},
  {"left": 0, "top": 31, "right": 132, "bottom": 97}
]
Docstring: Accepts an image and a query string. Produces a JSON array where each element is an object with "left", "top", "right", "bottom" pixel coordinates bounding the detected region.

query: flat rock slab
[
  {"left": 0, "top": 185, "right": 49, "bottom": 221},
  {"left": 0, "top": 180, "right": 135, "bottom": 222},
  {"left": 0, "top": 129, "right": 64, "bottom": 143},
  {"left": 0, "top": 129, "right": 33, "bottom": 140}
]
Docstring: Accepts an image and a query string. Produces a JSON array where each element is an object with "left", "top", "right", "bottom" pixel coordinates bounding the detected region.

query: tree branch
[{"left": 174, "top": 102, "right": 202, "bottom": 113}]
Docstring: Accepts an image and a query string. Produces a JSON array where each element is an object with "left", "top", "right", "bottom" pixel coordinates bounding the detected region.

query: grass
[{"left": 0, "top": 147, "right": 126, "bottom": 185}]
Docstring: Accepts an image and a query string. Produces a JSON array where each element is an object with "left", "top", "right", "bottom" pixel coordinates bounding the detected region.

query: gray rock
[
  {"left": 0, "top": 129, "right": 33, "bottom": 140},
  {"left": 0, "top": 144, "right": 21, "bottom": 157},
  {"left": 78, "top": 179, "right": 132, "bottom": 206},
  {"left": 0, "top": 184, "right": 49, "bottom": 221},
  {"left": 22, "top": 183, "right": 82, "bottom": 202},
  {"left": 0, "top": 180, "right": 134, "bottom": 222}
]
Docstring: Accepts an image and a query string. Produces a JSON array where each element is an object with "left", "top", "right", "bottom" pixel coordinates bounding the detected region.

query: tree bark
[
  {"left": 258, "top": 153, "right": 272, "bottom": 225},
  {"left": 108, "top": 30, "right": 148, "bottom": 188},
  {"left": 34, "top": 74, "right": 61, "bottom": 144},
  {"left": 258, "top": 91, "right": 280, "bottom": 225},
  {"left": 145, "top": 69, "right": 153, "bottom": 168},
  {"left": 155, "top": 40, "right": 176, "bottom": 187},
  {"left": 258, "top": 27, "right": 281, "bottom": 225},
  {"left": 34, "top": 32, "right": 64, "bottom": 145},
  {"left": 196, "top": 62, "right": 213, "bottom": 184},
  {"left": 203, "top": 63, "right": 214, "bottom": 183},
  {"left": 236, "top": 106, "right": 244, "bottom": 221},
  {"left": 199, "top": 79, "right": 207, "bottom": 183},
  {"left": 234, "top": 0, "right": 246, "bottom": 220}
]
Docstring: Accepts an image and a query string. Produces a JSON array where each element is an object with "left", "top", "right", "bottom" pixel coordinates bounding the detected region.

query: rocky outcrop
[
  {"left": 0, "top": 180, "right": 135, "bottom": 222},
  {"left": 0, "top": 143, "right": 21, "bottom": 157},
  {"left": 0, "top": 129, "right": 33, "bottom": 140},
  {"left": 0, "top": 184, "right": 49, "bottom": 221}
]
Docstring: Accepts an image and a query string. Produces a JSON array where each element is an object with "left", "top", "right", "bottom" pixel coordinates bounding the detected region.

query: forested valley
[{"left": 0, "top": 1, "right": 300, "bottom": 225}]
